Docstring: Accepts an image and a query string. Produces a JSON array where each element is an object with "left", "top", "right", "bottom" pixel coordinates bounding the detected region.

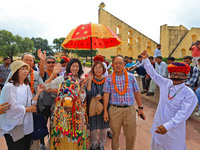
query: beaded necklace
[
  {"left": 92, "top": 77, "right": 106, "bottom": 85},
  {"left": 168, "top": 86, "right": 184, "bottom": 100},
  {"left": 30, "top": 68, "right": 34, "bottom": 93}
]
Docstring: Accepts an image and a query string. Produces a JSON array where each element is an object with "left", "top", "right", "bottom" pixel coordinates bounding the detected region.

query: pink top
[{"left": 191, "top": 45, "right": 200, "bottom": 57}]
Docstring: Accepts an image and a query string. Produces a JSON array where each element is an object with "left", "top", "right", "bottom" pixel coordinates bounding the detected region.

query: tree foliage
[
  {"left": 53, "top": 37, "right": 71, "bottom": 56},
  {"left": 0, "top": 30, "right": 34, "bottom": 60},
  {"left": 31, "top": 37, "right": 54, "bottom": 59},
  {"left": 73, "top": 50, "right": 97, "bottom": 61}
]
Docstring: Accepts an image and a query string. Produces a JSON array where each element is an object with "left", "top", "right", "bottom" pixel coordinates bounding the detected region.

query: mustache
[{"left": 168, "top": 77, "right": 188, "bottom": 81}]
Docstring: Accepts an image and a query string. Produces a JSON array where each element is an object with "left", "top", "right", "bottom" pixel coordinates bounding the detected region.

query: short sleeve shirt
[{"left": 103, "top": 72, "right": 140, "bottom": 106}]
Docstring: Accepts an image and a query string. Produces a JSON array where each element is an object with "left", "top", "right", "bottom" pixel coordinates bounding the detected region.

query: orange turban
[
  {"left": 61, "top": 56, "right": 69, "bottom": 63},
  {"left": 93, "top": 55, "right": 104, "bottom": 62},
  {"left": 167, "top": 62, "right": 191, "bottom": 75}
]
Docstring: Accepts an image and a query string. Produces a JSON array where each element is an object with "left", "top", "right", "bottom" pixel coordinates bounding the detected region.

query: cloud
[{"left": 0, "top": 0, "right": 199, "bottom": 46}]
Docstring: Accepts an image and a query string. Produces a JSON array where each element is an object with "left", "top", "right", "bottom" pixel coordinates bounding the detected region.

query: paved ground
[{"left": 0, "top": 67, "right": 200, "bottom": 150}]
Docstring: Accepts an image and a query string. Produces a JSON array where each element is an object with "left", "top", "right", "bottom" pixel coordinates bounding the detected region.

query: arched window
[
  {"left": 128, "top": 48, "right": 133, "bottom": 57},
  {"left": 116, "top": 25, "right": 121, "bottom": 35},
  {"left": 128, "top": 30, "right": 133, "bottom": 36},
  {"left": 192, "top": 34, "right": 197, "bottom": 43},
  {"left": 128, "top": 37, "right": 133, "bottom": 46},
  {"left": 136, "top": 37, "right": 141, "bottom": 43},
  {"left": 147, "top": 41, "right": 151, "bottom": 54},
  {"left": 181, "top": 49, "right": 186, "bottom": 58},
  {"left": 117, "top": 48, "right": 122, "bottom": 55}
]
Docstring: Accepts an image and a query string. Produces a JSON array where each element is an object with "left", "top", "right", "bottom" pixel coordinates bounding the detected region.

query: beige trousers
[
  {"left": 109, "top": 105, "right": 136, "bottom": 150},
  {"left": 30, "top": 140, "right": 40, "bottom": 150}
]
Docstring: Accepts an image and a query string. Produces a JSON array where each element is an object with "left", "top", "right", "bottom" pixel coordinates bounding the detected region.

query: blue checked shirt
[
  {"left": 0, "top": 64, "right": 11, "bottom": 85},
  {"left": 185, "top": 65, "right": 199, "bottom": 89},
  {"left": 103, "top": 71, "right": 140, "bottom": 106}
]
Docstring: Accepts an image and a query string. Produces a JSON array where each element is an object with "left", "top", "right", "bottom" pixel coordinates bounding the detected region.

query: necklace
[
  {"left": 30, "top": 68, "right": 34, "bottom": 93},
  {"left": 92, "top": 77, "right": 106, "bottom": 85},
  {"left": 46, "top": 69, "right": 57, "bottom": 79},
  {"left": 112, "top": 69, "right": 129, "bottom": 95},
  {"left": 168, "top": 86, "right": 184, "bottom": 100}
]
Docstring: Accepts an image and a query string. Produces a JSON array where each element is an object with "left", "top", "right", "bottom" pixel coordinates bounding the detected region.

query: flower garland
[
  {"left": 30, "top": 68, "right": 34, "bottom": 93},
  {"left": 112, "top": 69, "right": 128, "bottom": 95},
  {"left": 92, "top": 77, "right": 106, "bottom": 85},
  {"left": 46, "top": 69, "right": 57, "bottom": 79}
]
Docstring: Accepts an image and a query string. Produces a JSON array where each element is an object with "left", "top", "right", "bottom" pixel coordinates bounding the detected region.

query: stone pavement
[
  {"left": 1, "top": 97, "right": 199, "bottom": 150},
  {"left": 0, "top": 67, "right": 200, "bottom": 150}
]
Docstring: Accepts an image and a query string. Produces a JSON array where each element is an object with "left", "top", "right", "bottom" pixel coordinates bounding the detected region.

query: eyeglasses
[
  {"left": 113, "top": 62, "right": 124, "bottom": 65},
  {"left": 94, "top": 67, "right": 103, "bottom": 70},
  {"left": 170, "top": 73, "right": 186, "bottom": 78},
  {"left": 46, "top": 61, "right": 56, "bottom": 64}
]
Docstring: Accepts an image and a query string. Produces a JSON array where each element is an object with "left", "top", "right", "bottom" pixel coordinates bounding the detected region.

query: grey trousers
[{"left": 90, "top": 129, "right": 107, "bottom": 147}]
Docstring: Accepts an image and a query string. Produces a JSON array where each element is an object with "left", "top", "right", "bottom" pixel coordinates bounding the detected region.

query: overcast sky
[{"left": 0, "top": 0, "right": 199, "bottom": 45}]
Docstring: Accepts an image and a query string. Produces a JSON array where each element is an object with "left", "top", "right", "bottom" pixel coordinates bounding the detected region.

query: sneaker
[
  {"left": 90, "top": 144, "right": 98, "bottom": 150},
  {"left": 107, "top": 131, "right": 112, "bottom": 139},
  {"left": 146, "top": 92, "right": 154, "bottom": 96},
  {"left": 99, "top": 146, "right": 105, "bottom": 150},
  {"left": 40, "top": 144, "right": 46, "bottom": 150},
  {"left": 194, "top": 110, "right": 200, "bottom": 117},
  {"left": 141, "top": 90, "right": 148, "bottom": 94}
]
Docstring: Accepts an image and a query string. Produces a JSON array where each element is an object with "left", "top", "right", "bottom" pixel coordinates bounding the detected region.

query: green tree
[
  {"left": 53, "top": 37, "right": 70, "bottom": 56},
  {"left": 31, "top": 37, "right": 54, "bottom": 59},
  {"left": 74, "top": 50, "right": 97, "bottom": 61},
  {"left": 0, "top": 30, "right": 33, "bottom": 60}
]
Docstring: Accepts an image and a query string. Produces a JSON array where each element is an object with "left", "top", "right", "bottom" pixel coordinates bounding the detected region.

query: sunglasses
[
  {"left": 46, "top": 61, "right": 56, "bottom": 64},
  {"left": 170, "top": 73, "right": 186, "bottom": 78}
]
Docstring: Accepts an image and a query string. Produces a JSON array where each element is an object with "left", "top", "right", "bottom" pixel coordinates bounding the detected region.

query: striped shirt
[{"left": 103, "top": 71, "right": 140, "bottom": 106}]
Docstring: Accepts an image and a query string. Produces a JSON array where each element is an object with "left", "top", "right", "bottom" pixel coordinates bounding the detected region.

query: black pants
[
  {"left": 135, "top": 66, "right": 147, "bottom": 76},
  {"left": 4, "top": 134, "right": 31, "bottom": 150},
  {"left": 40, "top": 105, "right": 51, "bottom": 145},
  {"left": 142, "top": 76, "right": 151, "bottom": 90}
]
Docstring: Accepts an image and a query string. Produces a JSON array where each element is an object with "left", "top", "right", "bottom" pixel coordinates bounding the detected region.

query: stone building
[
  {"left": 98, "top": 2, "right": 200, "bottom": 59},
  {"left": 160, "top": 24, "right": 200, "bottom": 58},
  {"left": 98, "top": 2, "right": 158, "bottom": 59}
]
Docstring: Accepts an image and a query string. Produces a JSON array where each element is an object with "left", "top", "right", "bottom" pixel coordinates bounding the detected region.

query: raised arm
[
  {"left": 141, "top": 50, "right": 168, "bottom": 87},
  {"left": 37, "top": 49, "right": 46, "bottom": 78}
]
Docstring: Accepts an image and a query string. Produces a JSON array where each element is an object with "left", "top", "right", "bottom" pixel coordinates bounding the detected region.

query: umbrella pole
[{"left": 91, "top": 37, "right": 92, "bottom": 66}]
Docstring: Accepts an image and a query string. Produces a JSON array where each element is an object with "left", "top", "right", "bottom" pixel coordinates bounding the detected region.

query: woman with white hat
[{"left": 0, "top": 60, "right": 45, "bottom": 150}]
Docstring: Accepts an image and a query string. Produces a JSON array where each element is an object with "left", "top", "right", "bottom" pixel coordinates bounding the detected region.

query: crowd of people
[{"left": 0, "top": 42, "right": 199, "bottom": 150}]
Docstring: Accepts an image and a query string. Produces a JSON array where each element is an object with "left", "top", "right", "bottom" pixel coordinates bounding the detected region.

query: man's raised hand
[{"left": 141, "top": 50, "right": 148, "bottom": 59}]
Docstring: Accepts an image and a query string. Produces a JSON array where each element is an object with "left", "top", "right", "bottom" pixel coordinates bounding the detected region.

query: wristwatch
[{"left": 138, "top": 106, "right": 143, "bottom": 110}]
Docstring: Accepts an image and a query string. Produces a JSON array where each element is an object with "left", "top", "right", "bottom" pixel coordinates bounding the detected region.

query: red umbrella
[{"left": 61, "top": 23, "right": 122, "bottom": 65}]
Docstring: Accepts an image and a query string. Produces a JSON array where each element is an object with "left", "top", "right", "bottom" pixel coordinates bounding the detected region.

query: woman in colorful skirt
[
  {"left": 86, "top": 61, "right": 109, "bottom": 150},
  {"left": 45, "top": 59, "right": 88, "bottom": 150}
]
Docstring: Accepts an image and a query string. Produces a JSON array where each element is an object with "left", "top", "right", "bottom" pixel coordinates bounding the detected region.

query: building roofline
[{"left": 99, "top": 8, "right": 158, "bottom": 44}]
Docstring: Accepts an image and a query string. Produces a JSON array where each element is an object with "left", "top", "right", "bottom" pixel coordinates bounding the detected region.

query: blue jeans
[{"left": 195, "top": 87, "right": 200, "bottom": 110}]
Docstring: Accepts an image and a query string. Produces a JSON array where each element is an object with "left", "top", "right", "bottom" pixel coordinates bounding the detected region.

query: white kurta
[
  {"left": 0, "top": 83, "right": 35, "bottom": 136},
  {"left": 143, "top": 58, "right": 198, "bottom": 150}
]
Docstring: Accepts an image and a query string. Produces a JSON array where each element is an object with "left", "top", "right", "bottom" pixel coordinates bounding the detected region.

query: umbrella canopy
[{"left": 61, "top": 23, "right": 122, "bottom": 50}]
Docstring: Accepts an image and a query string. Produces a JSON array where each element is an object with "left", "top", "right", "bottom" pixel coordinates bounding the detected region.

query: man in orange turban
[
  {"left": 59, "top": 56, "right": 69, "bottom": 76},
  {"left": 141, "top": 50, "right": 198, "bottom": 150}
]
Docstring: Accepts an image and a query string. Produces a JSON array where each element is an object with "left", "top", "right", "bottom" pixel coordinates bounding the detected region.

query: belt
[{"left": 111, "top": 104, "right": 130, "bottom": 108}]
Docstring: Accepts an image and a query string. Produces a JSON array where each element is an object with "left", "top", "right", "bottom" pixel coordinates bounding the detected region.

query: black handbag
[{"left": 31, "top": 106, "right": 48, "bottom": 140}]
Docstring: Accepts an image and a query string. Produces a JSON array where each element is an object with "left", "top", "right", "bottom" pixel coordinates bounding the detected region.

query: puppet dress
[{"left": 48, "top": 74, "right": 88, "bottom": 150}]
